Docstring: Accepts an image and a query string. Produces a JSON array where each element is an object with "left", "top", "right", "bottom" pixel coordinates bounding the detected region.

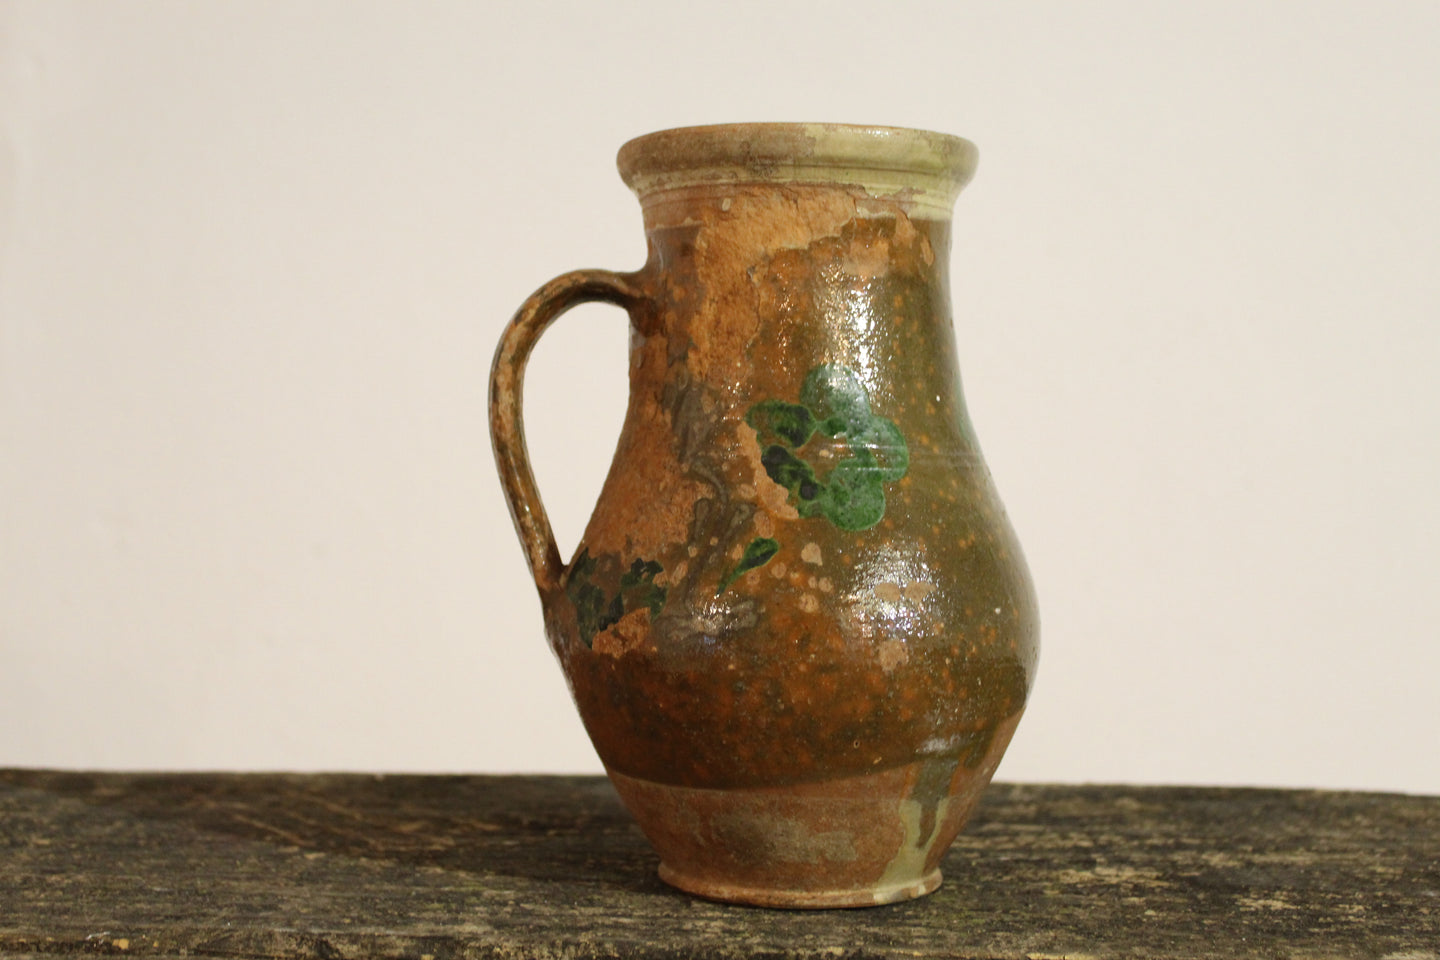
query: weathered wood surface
[{"left": 1, "top": 771, "right": 1436, "bottom": 959}]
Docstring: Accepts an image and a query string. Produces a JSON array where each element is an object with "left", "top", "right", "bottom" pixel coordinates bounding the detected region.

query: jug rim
[{"left": 617, "top": 123, "right": 978, "bottom": 217}]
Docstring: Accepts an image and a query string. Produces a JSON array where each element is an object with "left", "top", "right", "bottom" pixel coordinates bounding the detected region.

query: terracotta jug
[{"left": 490, "top": 123, "right": 1038, "bottom": 908}]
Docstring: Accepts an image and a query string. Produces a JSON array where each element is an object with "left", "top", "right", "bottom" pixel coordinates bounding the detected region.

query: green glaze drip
[
  {"left": 717, "top": 537, "right": 780, "bottom": 595},
  {"left": 565, "top": 550, "right": 667, "bottom": 646},
  {"left": 620, "top": 557, "right": 667, "bottom": 619}
]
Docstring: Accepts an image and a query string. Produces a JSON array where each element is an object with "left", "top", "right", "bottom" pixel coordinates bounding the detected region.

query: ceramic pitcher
[{"left": 490, "top": 123, "right": 1038, "bottom": 908}]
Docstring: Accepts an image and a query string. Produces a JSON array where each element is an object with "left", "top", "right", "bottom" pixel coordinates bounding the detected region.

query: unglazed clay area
[{"left": 491, "top": 125, "right": 1038, "bottom": 907}]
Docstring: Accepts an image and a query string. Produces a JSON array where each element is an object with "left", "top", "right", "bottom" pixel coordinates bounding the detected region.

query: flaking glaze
[{"left": 490, "top": 123, "right": 1038, "bottom": 908}]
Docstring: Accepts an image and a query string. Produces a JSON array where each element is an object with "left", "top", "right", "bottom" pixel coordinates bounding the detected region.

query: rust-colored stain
[{"left": 491, "top": 124, "right": 1037, "bottom": 908}]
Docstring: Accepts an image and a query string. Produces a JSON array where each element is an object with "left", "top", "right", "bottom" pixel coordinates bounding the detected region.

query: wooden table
[{"left": 2, "top": 771, "right": 1436, "bottom": 958}]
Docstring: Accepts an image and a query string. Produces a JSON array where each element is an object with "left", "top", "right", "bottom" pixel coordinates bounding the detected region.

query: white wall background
[{"left": 2, "top": 2, "right": 1436, "bottom": 794}]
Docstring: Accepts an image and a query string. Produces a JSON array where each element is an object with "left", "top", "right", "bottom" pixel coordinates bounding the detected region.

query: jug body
[{"left": 491, "top": 124, "right": 1038, "bottom": 907}]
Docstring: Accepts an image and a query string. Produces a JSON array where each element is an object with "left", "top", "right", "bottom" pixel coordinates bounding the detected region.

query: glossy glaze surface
[{"left": 491, "top": 124, "right": 1037, "bottom": 907}]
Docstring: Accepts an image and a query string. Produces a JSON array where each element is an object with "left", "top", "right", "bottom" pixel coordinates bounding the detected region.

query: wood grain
[{"left": 2, "top": 771, "right": 1436, "bottom": 958}]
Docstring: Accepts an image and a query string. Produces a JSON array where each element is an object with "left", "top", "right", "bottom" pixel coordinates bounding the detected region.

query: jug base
[
  {"left": 607, "top": 759, "right": 998, "bottom": 910},
  {"left": 657, "top": 861, "right": 942, "bottom": 909}
]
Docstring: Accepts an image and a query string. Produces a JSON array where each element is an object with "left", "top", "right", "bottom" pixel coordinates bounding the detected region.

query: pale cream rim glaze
[{"left": 617, "top": 123, "right": 978, "bottom": 217}]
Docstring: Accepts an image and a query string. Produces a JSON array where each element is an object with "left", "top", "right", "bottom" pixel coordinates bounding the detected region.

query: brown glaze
[{"left": 491, "top": 124, "right": 1038, "bottom": 908}]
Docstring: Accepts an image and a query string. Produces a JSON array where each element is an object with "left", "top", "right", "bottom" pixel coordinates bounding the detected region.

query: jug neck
[
  {"left": 615, "top": 125, "right": 973, "bottom": 405},
  {"left": 636, "top": 181, "right": 955, "bottom": 312},
  {"left": 627, "top": 179, "right": 960, "bottom": 414}
]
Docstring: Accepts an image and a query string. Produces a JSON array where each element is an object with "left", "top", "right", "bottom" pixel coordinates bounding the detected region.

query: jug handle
[{"left": 489, "top": 269, "right": 645, "bottom": 596}]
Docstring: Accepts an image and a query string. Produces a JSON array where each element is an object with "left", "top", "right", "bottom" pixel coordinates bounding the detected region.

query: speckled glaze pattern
[{"left": 490, "top": 124, "right": 1038, "bottom": 908}]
